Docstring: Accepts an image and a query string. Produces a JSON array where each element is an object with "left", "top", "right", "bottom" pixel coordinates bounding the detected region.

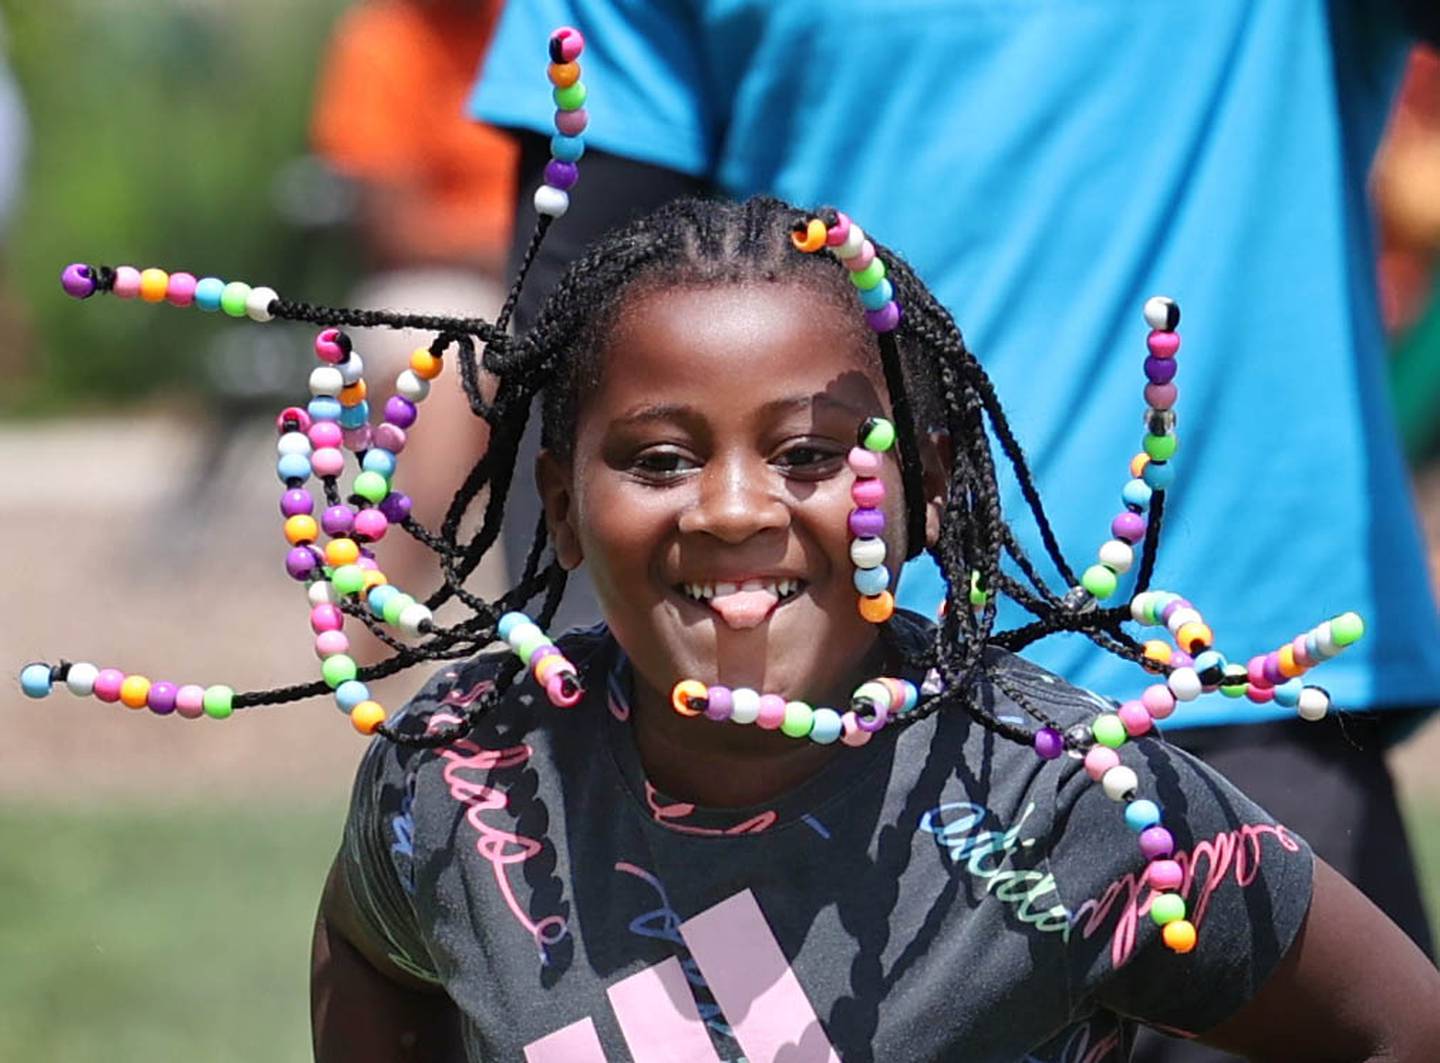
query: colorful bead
[
  {"left": 853, "top": 565, "right": 890, "bottom": 596},
  {"left": 350, "top": 700, "right": 386, "bottom": 735},
  {"left": 1149, "top": 893, "right": 1186, "bottom": 926},
  {"left": 1033, "top": 727, "right": 1064, "bottom": 759},
  {"left": 1081, "top": 563, "right": 1119, "bottom": 599},
  {"left": 61, "top": 263, "right": 97, "bottom": 299},
  {"left": 703, "top": 685, "right": 734, "bottom": 722},
  {"left": 202, "top": 685, "right": 234, "bottom": 719},
  {"left": 20, "top": 663, "right": 52, "bottom": 698},
  {"left": 112, "top": 266, "right": 141, "bottom": 298},
  {"left": 1139, "top": 825, "right": 1175, "bottom": 859},
  {"left": 1123, "top": 799, "right": 1161, "bottom": 832},
  {"left": 220, "top": 281, "right": 251, "bottom": 317},
  {"left": 138, "top": 268, "right": 169, "bottom": 302},
  {"left": 1162, "top": 919, "right": 1197, "bottom": 953},
  {"left": 555, "top": 108, "right": 588, "bottom": 136},
  {"left": 146, "top": 681, "right": 177, "bottom": 715},
  {"left": 858, "top": 591, "right": 895, "bottom": 624},
  {"left": 65, "top": 662, "right": 98, "bottom": 696},
  {"left": 729, "top": 688, "right": 760, "bottom": 725},
  {"left": 166, "top": 272, "right": 197, "bottom": 307},
  {"left": 1101, "top": 765, "right": 1139, "bottom": 802},
  {"left": 1083, "top": 745, "right": 1120, "bottom": 781},
  {"left": 550, "top": 133, "right": 585, "bottom": 162},
  {"left": 1147, "top": 859, "right": 1184, "bottom": 891},
  {"left": 672, "top": 679, "right": 707, "bottom": 716},
  {"left": 1092, "top": 714, "right": 1127, "bottom": 748},
  {"left": 779, "top": 700, "right": 815, "bottom": 738}
]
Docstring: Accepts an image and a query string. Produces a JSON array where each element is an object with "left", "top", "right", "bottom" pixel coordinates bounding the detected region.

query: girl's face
[{"left": 539, "top": 281, "right": 936, "bottom": 712}]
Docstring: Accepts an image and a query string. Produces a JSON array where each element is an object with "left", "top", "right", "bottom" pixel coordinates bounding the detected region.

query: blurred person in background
[
  {"left": 0, "top": 11, "right": 29, "bottom": 382},
  {"left": 474, "top": 5, "right": 1440, "bottom": 1061},
  {"left": 311, "top": 0, "right": 515, "bottom": 596}
]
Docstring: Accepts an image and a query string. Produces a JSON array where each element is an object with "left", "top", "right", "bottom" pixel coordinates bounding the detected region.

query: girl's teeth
[{"left": 715, "top": 581, "right": 737, "bottom": 596}]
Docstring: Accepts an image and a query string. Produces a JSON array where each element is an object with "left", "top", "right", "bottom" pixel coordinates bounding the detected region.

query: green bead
[
  {"left": 202, "top": 685, "right": 234, "bottom": 719},
  {"left": 968, "top": 570, "right": 989, "bottom": 608},
  {"left": 849, "top": 257, "right": 886, "bottom": 291},
  {"left": 860, "top": 417, "right": 896, "bottom": 452},
  {"left": 515, "top": 630, "right": 549, "bottom": 665},
  {"left": 1143, "top": 433, "right": 1178, "bottom": 461},
  {"left": 382, "top": 593, "right": 415, "bottom": 626},
  {"left": 353, "top": 471, "right": 389, "bottom": 503},
  {"left": 780, "top": 700, "right": 815, "bottom": 738},
  {"left": 322, "top": 654, "right": 358, "bottom": 689},
  {"left": 853, "top": 681, "right": 891, "bottom": 713},
  {"left": 1150, "top": 892, "right": 1187, "bottom": 926},
  {"left": 1081, "top": 563, "right": 1119, "bottom": 600},
  {"left": 553, "top": 82, "right": 587, "bottom": 110},
  {"left": 1331, "top": 611, "right": 1365, "bottom": 646},
  {"left": 220, "top": 281, "right": 251, "bottom": 318},
  {"left": 1219, "top": 664, "right": 1249, "bottom": 698},
  {"left": 1092, "top": 713, "right": 1127, "bottom": 748},
  {"left": 331, "top": 565, "right": 365, "bottom": 596}
]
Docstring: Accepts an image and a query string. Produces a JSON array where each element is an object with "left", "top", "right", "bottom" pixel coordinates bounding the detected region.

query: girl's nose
[{"left": 677, "top": 456, "right": 790, "bottom": 543}]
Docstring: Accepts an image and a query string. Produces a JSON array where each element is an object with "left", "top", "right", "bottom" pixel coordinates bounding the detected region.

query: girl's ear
[
  {"left": 536, "top": 449, "right": 584, "bottom": 570},
  {"left": 920, "top": 429, "right": 952, "bottom": 550}
]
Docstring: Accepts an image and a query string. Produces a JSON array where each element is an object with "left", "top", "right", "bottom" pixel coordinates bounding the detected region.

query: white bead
[
  {"left": 1102, "top": 765, "right": 1140, "bottom": 802},
  {"left": 309, "top": 366, "right": 344, "bottom": 396},
  {"left": 1143, "top": 296, "right": 1179, "bottom": 331},
  {"left": 729, "top": 687, "right": 760, "bottom": 724},
  {"left": 505, "top": 622, "right": 544, "bottom": 652},
  {"left": 398, "top": 603, "right": 433, "bottom": 637},
  {"left": 337, "top": 354, "right": 365, "bottom": 386},
  {"left": 246, "top": 285, "right": 278, "bottom": 322},
  {"left": 1297, "top": 687, "right": 1329, "bottom": 721},
  {"left": 1130, "top": 591, "right": 1154, "bottom": 624},
  {"left": 850, "top": 537, "right": 887, "bottom": 568},
  {"left": 534, "top": 185, "right": 570, "bottom": 218},
  {"left": 837, "top": 223, "right": 866, "bottom": 260},
  {"left": 65, "top": 662, "right": 98, "bottom": 697},
  {"left": 1313, "top": 622, "right": 1338, "bottom": 659},
  {"left": 1167, "top": 666, "right": 1202, "bottom": 702},
  {"left": 308, "top": 580, "right": 338, "bottom": 606},
  {"left": 395, "top": 369, "right": 430, "bottom": 402},
  {"left": 1165, "top": 607, "right": 1202, "bottom": 634},
  {"left": 1098, "top": 539, "right": 1134, "bottom": 574},
  {"left": 276, "top": 431, "right": 312, "bottom": 457}
]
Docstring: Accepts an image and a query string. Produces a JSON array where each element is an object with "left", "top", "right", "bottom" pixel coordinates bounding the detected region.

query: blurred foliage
[{"left": 1, "top": 0, "right": 360, "bottom": 414}]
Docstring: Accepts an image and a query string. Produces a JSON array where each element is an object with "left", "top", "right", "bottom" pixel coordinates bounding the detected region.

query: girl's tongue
[{"left": 708, "top": 580, "right": 780, "bottom": 630}]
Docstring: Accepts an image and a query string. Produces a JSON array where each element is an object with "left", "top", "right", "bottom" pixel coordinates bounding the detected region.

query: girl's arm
[
  {"left": 310, "top": 858, "right": 463, "bottom": 1063},
  {"left": 1197, "top": 858, "right": 1440, "bottom": 1061}
]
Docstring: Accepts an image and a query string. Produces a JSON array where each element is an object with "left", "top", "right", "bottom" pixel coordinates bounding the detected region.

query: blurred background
[{"left": 0, "top": 3, "right": 1436, "bottom": 1060}]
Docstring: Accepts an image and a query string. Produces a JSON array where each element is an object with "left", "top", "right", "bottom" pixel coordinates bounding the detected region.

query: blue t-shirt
[{"left": 473, "top": 0, "right": 1440, "bottom": 725}]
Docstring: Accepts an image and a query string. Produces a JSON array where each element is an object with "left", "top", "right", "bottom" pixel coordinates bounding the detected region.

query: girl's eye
[
  {"left": 772, "top": 443, "right": 845, "bottom": 476},
  {"left": 630, "top": 448, "right": 699, "bottom": 480}
]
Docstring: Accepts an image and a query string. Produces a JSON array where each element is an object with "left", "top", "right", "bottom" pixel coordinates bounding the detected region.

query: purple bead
[
  {"left": 1143, "top": 355, "right": 1177, "bottom": 385},
  {"left": 280, "top": 488, "right": 314, "bottom": 517},
  {"left": 379, "top": 491, "right": 413, "bottom": 523},
  {"left": 384, "top": 396, "right": 417, "bottom": 429},
  {"left": 1139, "top": 825, "right": 1175, "bottom": 860},
  {"left": 373, "top": 422, "right": 407, "bottom": 453},
  {"left": 555, "top": 107, "right": 588, "bottom": 136},
  {"left": 1159, "top": 597, "right": 1191, "bottom": 624},
  {"left": 321, "top": 504, "right": 356, "bottom": 536},
  {"left": 285, "top": 545, "right": 321, "bottom": 580},
  {"left": 848, "top": 507, "right": 886, "bottom": 538},
  {"left": 61, "top": 263, "right": 96, "bottom": 299},
  {"left": 544, "top": 160, "right": 579, "bottom": 190},
  {"left": 147, "top": 681, "right": 178, "bottom": 715},
  {"left": 1110, "top": 511, "right": 1147, "bottom": 543},
  {"left": 864, "top": 301, "right": 901, "bottom": 333},
  {"left": 704, "top": 685, "right": 734, "bottom": 722},
  {"left": 1033, "top": 726, "right": 1064, "bottom": 760},
  {"left": 1262, "top": 652, "right": 1285, "bottom": 686},
  {"left": 1169, "top": 650, "right": 1194, "bottom": 670}
]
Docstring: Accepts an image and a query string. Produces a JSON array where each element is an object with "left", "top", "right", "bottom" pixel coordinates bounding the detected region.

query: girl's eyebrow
[{"left": 760, "top": 393, "right": 873, "bottom": 420}]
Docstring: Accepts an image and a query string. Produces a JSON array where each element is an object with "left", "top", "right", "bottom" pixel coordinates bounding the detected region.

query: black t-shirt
[{"left": 339, "top": 622, "right": 1312, "bottom": 1061}]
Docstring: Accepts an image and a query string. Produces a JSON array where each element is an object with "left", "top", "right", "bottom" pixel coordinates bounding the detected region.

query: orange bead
[
  {"left": 1175, "top": 621, "right": 1212, "bottom": 654},
  {"left": 1277, "top": 644, "right": 1303, "bottom": 678},
  {"left": 340, "top": 379, "right": 368, "bottom": 407},
  {"left": 284, "top": 514, "right": 318, "bottom": 545},
  {"left": 535, "top": 655, "right": 571, "bottom": 686},
  {"left": 350, "top": 700, "right": 386, "bottom": 735},
  {"left": 120, "top": 674, "right": 151, "bottom": 709},
  {"left": 409, "top": 348, "right": 443, "bottom": 380},
  {"left": 1142, "top": 639, "right": 1172, "bottom": 672},
  {"left": 139, "top": 268, "right": 169, "bottom": 302},
  {"left": 361, "top": 570, "right": 389, "bottom": 593},
  {"left": 547, "top": 61, "right": 580, "bottom": 88},
  {"left": 859, "top": 591, "right": 895, "bottom": 624},
  {"left": 1162, "top": 919, "right": 1197, "bottom": 953},
  {"left": 671, "top": 679, "right": 707, "bottom": 716},
  {"left": 790, "top": 218, "right": 828, "bottom": 253},
  {"left": 1129, "top": 452, "right": 1151, "bottom": 478},
  {"left": 324, "top": 538, "right": 360, "bottom": 566}
]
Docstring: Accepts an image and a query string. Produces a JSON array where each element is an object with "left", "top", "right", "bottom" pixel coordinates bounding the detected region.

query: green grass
[
  {"left": 0, "top": 800, "right": 346, "bottom": 1063},
  {"left": 1403, "top": 795, "right": 1440, "bottom": 935}
]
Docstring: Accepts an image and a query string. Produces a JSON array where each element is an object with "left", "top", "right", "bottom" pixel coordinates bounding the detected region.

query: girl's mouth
[{"left": 675, "top": 577, "right": 806, "bottom": 630}]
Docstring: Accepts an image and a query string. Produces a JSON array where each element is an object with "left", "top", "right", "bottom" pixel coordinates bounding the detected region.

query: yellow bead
[
  {"left": 671, "top": 679, "right": 707, "bottom": 716},
  {"left": 1162, "top": 919, "right": 1197, "bottom": 953},
  {"left": 790, "top": 218, "right": 828, "bottom": 253},
  {"left": 350, "top": 700, "right": 386, "bottom": 735},
  {"left": 324, "top": 538, "right": 360, "bottom": 566},
  {"left": 1175, "top": 621, "right": 1212, "bottom": 654},
  {"left": 340, "top": 379, "right": 368, "bottom": 407},
  {"left": 409, "top": 348, "right": 443, "bottom": 380},
  {"left": 361, "top": 570, "right": 389, "bottom": 593},
  {"left": 859, "top": 590, "right": 895, "bottom": 624},
  {"left": 1277, "top": 644, "right": 1303, "bottom": 678},
  {"left": 1129, "top": 452, "right": 1151, "bottom": 478},
  {"left": 535, "top": 655, "right": 571, "bottom": 685},
  {"left": 1142, "top": 639, "right": 1172, "bottom": 672},
  {"left": 139, "top": 268, "right": 169, "bottom": 302},
  {"left": 120, "top": 674, "right": 151, "bottom": 709},
  {"left": 284, "top": 514, "right": 318, "bottom": 545}
]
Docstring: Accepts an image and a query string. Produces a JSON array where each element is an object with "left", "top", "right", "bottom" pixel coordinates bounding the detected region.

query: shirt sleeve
[
  {"left": 1048, "top": 736, "right": 1315, "bottom": 1037},
  {"left": 469, "top": 0, "right": 716, "bottom": 177}
]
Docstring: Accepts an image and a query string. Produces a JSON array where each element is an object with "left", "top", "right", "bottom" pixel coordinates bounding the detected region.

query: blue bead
[
  {"left": 362, "top": 448, "right": 397, "bottom": 477},
  {"left": 20, "top": 663, "right": 53, "bottom": 698},
  {"left": 898, "top": 679, "right": 919, "bottom": 714},
  {"left": 339, "top": 401, "right": 370, "bottom": 429},
  {"left": 550, "top": 133, "right": 586, "bottom": 162},
  {"left": 853, "top": 565, "right": 890, "bottom": 596},
  {"left": 308, "top": 396, "right": 343, "bottom": 422},
  {"left": 497, "top": 612, "right": 530, "bottom": 642},
  {"left": 1142, "top": 461, "right": 1175, "bottom": 490},
  {"left": 859, "top": 278, "right": 893, "bottom": 311},
  {"left": 808, "top": 707, "right": 843, "bottom": 744},
  {"left": 194, "top": 277, "right": 225, "bottom": 311},
  {"left": 1121, "top": 477, "right": 1153, "bottom": 509},
  {"left": 1274, "top": 678, "right": 1303, "bottom": 708},
  {"left": 276, "top": 453, "right": 312, "bottom": 483},
  {"left": 1193, "top": 650, "right": 1225, "bottom": 675},
  {"left": 367, "top": 584, "right": 400, "bottom": 618},
  {"left": 334, "top": 679, "right": 370, "bottom": 711},
  {"left": 1124, "top": 799, "right": 1162, "bottom": 833},
  {"left": 1305, "top": 633, "right": 1321, "bottom": 660}
]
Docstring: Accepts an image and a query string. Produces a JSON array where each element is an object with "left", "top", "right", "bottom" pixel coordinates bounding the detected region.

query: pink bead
[
  {"left": 1139, "top": 825, "right": 1175, "bottom": 859},
  {"left": 851, "top": 478, "right": 886, "bottom": 507},
  {"left": 545, "top": 670, "right": 583, "bottom": 707},
  {"left": 1084, "top": 745, "right": 1120, "bottom": 782},
  {"left": 112, "top": 266, "right": 141, "bottom": 298},
  {"left": 1146, "top": 330, "right": 1180, "bottom": 358},
  {"left": 93, "top": 668, "right": 125, "bottom": 702},
  {"left": 1118, "top": 700, "right": 1153, "bottom": 736},
  {"left": 356, "top": 556, "right": 378, "bottom": 571},
  {"left": 1246, "top": 684, "right": 1276, "bottom": 704},
  {"left": 1141, "top": 683, "right": 1176, "bottom": 719},
  {"left": 551, "top": 25, "right": 584, "bottom": 62},
  {"left": 310, "top": 603, "right": 344, "bottom": 633},
  {"left": 1291, "top": 634, "right": 1313, "bottom": 669},
  {"left": 174, "top": 684, "right": 206, "bottom": 719},
  {"left": 846, "top": 240, "right": 875, "bottom": 271},
  {"left": 372, "top": 423, "right": 407, "bottom": 454},
  {"left": 554, "top": 107, "right": 588, "bottom": 136},
  {"left": 1246, "top": 654, "right": 1273, "bottom": 689},
  {"left": 1147, "top": 858, "right": 1184, "bottom": 891},
  {"left": 276, "top": 406, "right": 312, "bottom": 434},
  {"left": 353, "top": 508, "right": 389, "bottom": 541},
  {"left": 825, "top": 212, "right": 851, "bottom": 247},
  {"left": 847, "top": 446, "right": 883, "bottom": 476},
  {"left": 314, "top": 631, "right": 349, "bottom": 658},
  {"left": 308, "top": 421, "right": 342, "bottom": 449},
  {"left": 1144, "top": 383, "right": 1178, "bottom": 410},
  {"left": 314, "top": 328, "right": 349, "bottom": 364},
  {"left": 343, "top": 426, "right": 373, "bottom": 452},
  {"left": 756, "top": 694, "right": 787, "bottom": 730},
  {"left": 1111, "top": 511, "right": 1147, "bottom": 543},
  {"left": 840, "top": 711, "right": 873, "bottom": 747},
  {"left": 311, "top": 447, "right": 346, "bottom": 477},
  {"left": 166, "top": 272, "right": 198, "bottom": 306}
]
